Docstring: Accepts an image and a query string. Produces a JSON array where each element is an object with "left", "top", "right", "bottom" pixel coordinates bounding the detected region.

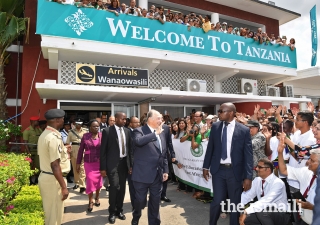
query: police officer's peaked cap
[
  {"left": 44, "top": 109, "right": 65, "bottom": 120},
  {"left": 64, "top": 120, "right": 71, "bottom": 125},
  {"left": 75, "top": 118, "right": 84, "bottom": 124}
]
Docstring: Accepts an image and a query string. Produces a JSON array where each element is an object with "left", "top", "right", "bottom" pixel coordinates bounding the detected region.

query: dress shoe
[
  {"left": 67, "top": 178, "right": 73, "bottom": 183},
  {"left": 131, "top": 219, "right": 139, "bottom": 225},
  {"left": 161, "top": 196, "right": 171, "bottom": 202},
  {"left": 79, "top": 187, "right": 86, "bottom": 194},
  {"left": 72, "top": 184, "right": 79, "bottom": 190},
  {"left": 108, "top": 214, "right": 116, "bottom": 224},
  {"left": 117, "top": 212, "right": 126, "bottom": 220}
]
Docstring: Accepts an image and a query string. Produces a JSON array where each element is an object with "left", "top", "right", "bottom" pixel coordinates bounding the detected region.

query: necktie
[
  {"left": 221, "top": 122, "right": 229, "bottom": 160},
  {"left": 154, "top": 130, "right": 161, "bottom": 152},
  {"left": 119, "top": 127, "right": 125, "bottom": 155},
  {"left": 303, "top": 175, "right": 317, "bottom": 198},
  {"left": 261, "top": 180, "right": 266, "bottom": 197}
]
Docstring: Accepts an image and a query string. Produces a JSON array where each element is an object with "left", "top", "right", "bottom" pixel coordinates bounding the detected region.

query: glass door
[{"left": 112, "top": 104, "right": 138, "bottom": 118}]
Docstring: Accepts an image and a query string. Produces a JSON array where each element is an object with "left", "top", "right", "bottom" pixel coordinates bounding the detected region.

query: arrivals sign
[
  {"left": 37, "top": 1, "right": 297, "bottom": 69},
  {"left": 76, "top": 64, "right": 148, "bottom": 87}
]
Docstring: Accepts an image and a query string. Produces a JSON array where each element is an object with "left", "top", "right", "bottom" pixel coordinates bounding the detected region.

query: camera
[
  {"left": 129, "top": 8, "right": 134, "bottom": 14},
  {"left": 189, "top": 130, "right": 194, "bottom": 134}
]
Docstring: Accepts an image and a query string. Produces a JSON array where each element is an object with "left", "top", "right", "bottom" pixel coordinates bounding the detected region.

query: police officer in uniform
[
  {"left": 66, "top": 118, "right": 87, "bottom": 193},
  {"left": 61, "top": 121, "right": 73, "bottom": 183},
  {"left": 38, "top": 109, "right": 70, "bottom": 225},
  {"left": 23, "top": 116, "right": 42, "bottom": 184}
]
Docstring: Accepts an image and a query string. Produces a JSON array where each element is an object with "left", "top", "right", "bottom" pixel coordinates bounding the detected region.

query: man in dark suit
[
  {"left": 131, "top": 109, "right": 169, "bottom": 225},
  {"left": 100, "top": 114, "right": 108, "bottom": 131},
  {"left": 100, "top": 112, "right": 132, "bottom": 224},
  {"left": 127, "top": 116, "right": 140, "bottom": 210},
  {"left": 203, "top": 102, "right": 253, "bottom": 225}
]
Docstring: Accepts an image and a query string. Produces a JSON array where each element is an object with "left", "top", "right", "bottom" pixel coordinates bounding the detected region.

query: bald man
[{"left": 203, "top": 103, "right": 253, "bottom": 225}]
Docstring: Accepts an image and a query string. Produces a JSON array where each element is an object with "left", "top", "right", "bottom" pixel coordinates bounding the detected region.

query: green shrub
[
  {"left": 2, "top": 185, "right": 44, "bottom": 224},
  {"left": 0, "top": 153, "right": 34, "bottom": 217},
  {"left": 0, "top": 121, "right": 22, "bottom": 152}
]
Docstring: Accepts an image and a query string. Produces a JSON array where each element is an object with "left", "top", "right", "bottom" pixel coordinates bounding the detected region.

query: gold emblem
[{"left": 76, "top": 64, "right": 95, "bottom": 84}]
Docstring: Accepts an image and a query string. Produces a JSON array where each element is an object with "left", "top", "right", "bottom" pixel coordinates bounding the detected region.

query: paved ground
[{"left": 62, "top": 181, "right": 230, "bottom": 225}]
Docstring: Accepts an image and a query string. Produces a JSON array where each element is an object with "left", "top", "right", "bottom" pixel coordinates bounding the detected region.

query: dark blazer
[
  {"left": 100, "top": 126, "right": 131, "bottom": 173},
  {"left": 131, "top": 125, "right": 169, "bottom": 183},
  {"left": 203, "top": 121, "right": 253, "bottom": 181}
]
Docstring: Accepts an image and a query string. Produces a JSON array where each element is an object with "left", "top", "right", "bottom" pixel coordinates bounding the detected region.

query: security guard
[
  {"left": 38, "top": 109, "right": 70, "bottom": 225},
  {"left": 23, "top": 116, "right": 42, "bottom": 184},
  {"left": 61, "top": 121, "right": 73, "bottom": 183},
  {"left": 66, "top": 118, "right": 87, "bottom": 193}
]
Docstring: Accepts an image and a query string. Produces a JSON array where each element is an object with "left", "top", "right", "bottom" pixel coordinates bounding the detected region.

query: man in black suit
[
  {"left": 100, "top": 114, "right": 108, "bottom": 131},
  {"left": 100, "top": 112, "right": 132, "bottom": 224},
  {"left": 131, "top": 109, "right": 169, "bottom": 225},
  {"left": 127, "top": 116, "right": 140, "bottom": 210},
  {"left": 203, "top": 103, "right": 253, "bottom": 225}
]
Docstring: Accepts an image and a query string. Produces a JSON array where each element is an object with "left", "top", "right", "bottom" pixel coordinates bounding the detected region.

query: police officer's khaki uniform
[
  {"left": 38, "top": 126, "right": 70, "bottom": 225},
  {"left": 22, "top": 125, "right": 42, "bottom": 170},
  {"left": 66, "top": 128, "right": 87, "bottom": 188}
]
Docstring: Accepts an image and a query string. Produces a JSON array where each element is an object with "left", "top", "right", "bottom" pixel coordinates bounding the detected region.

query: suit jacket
[
  {"left": 312, "top": 166, "right": 320, "bottom": 225},
  {"left": 100, "top": 123, "right": 107, "bottom": 131},
  {"left": 100, "top": 126, "right": 131, "bottom": 174},
  {"left": 131, "top": 125, "right": 169, "bottom": 183},
  {"left": 203, "top": 121, "right": 253, "bottom": 181}
]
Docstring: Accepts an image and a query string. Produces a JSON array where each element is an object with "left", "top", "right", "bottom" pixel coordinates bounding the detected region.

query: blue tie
[{"left": 221, "top": 122, "right": 229, "bottom": 160}]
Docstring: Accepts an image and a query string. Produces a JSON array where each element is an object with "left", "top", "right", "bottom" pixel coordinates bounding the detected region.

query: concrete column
[
  {"left": 211, "top": 13, "right": 219, "bottom": 25},
  {"left": 139, "top": 102, "right": 149, "bottom": 119},
  {"left": 139, "top": 0, "right": 148, "bottom": 10}
]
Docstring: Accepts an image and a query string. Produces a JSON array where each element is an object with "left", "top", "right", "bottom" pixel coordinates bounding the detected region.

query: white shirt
[
  {"left": 288, "top": 129, "right": 316, "bottom": 188},
  {"left": 147, "top": 124, "right": 162, "bottom": 152},
  {"left": 241, "top": 173, "right": 288, "bottom": 214},
  {"left": 220, "top": 119, "right": 235, "bottom": 164},
  {"left": 114, "top": 124, "right": 127, "bottom": 158},
  {"left": 124, "top": 7, "right": 141, "bottom": 16},
  {"left": 287, "top": 166, "right": 317, "bottom": 204},
  {"left": 270, "top": 136, "right": 291, "bottom": 178}
]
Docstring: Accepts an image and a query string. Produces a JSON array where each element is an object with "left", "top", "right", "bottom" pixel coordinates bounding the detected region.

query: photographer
[
  {"left": 180, "top": 124, "right": 202, "bottom": 196},
  {"left": 125, "top": 0, "right": 141, "bottom": 16}
]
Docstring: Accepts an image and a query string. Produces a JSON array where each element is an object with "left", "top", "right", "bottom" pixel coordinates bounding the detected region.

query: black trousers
[
  {"left": 133, "top": 173, "right": 162, "bottom": 225},
  {"left": 107, "top": 157, "right": 128, "bottom": 215},
  {"left": 244, "top": 211, "right": 291, "bottom": 225}
]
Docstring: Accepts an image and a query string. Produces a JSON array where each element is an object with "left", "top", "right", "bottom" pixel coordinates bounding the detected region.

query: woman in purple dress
[{"left": 76, "top": 119, "right": 103, "bottom": 212}]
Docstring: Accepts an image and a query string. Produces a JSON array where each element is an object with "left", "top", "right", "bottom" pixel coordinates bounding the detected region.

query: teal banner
[
  {"left": 36, "top": 1, "right": 297, "bottom": 69},
  {"left": 310, "top": 5, "right": 317, "bottom": 66}
]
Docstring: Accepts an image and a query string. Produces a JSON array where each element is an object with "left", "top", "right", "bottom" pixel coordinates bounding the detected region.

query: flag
[{"left": 310, "top": 5, "right": 317, "bottom": 66}]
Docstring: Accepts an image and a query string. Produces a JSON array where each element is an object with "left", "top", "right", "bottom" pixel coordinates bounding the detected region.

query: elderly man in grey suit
[{"left": 131, "top": 109, "right": 169, "bottom": 225}]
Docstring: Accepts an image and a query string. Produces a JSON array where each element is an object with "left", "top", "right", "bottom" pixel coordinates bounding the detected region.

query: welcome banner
[
  {"left": 310, "top": 5, "right": 318, "bottom": 66},
  {"left": 172, "top": 139, "right": 212, "bottom": 193},
  {"left": 37, "top": 1, "right": 297, "bottom": 69}
]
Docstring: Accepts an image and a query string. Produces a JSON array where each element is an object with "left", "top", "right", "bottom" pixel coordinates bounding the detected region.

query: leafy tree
[{"left": 0, "top": 0, "right": 28, "bottom": 120}]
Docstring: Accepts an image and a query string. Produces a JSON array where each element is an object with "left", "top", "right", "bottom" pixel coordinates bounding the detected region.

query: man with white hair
[
  {"left": 131, "top": 109, "right": 170, "bottom": 225},
  {"left": 278, "top": 138, "right": 319, "bottom": 225}
]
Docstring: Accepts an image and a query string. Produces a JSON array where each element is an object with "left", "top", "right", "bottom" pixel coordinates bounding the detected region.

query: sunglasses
[
  {"left": 256, "top": 165, "right": 270, "bottom": 169},
  {"left": 218, "top": 110, "right": 230, "bottom": 114}
]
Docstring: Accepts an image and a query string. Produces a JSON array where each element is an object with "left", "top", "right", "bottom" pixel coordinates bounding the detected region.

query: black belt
[
  {"left": 42, "top": 171, "right": 68, "bottom": 177},
  {"left": 42, "top": 171, "right": 53, "bottom": 175},
  {"left": 220, "top": 163, "right": 232, "bottom": 168},
  {"left": 119, "top": 156, "right": 127, "bottom": 160},
  {"left": 72, "top": 142, "right": 80, "bottom": 145}
]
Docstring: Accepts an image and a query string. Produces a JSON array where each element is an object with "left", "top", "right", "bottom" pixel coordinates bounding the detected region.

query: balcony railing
[{"left": 36, "top": 0, "right": 297, "bottom": 69}]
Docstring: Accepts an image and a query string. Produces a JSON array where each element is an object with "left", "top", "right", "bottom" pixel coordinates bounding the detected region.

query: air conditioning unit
[
  {"left": 237, "top": 78, "right": 258, "bottom": 95},
  {"left": 281, "top": 85, "right": 294, "bottom": 97},
  {"left": 186, "top": 79, "right": 207, "bottom": 92},
  {"left": 262, "top": 86, "right": 280, "bottom": 97}
]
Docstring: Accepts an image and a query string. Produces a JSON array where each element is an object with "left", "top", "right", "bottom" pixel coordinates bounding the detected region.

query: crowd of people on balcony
[{"left": 52, "top": 0, "right": 296, "bottom": 51}]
